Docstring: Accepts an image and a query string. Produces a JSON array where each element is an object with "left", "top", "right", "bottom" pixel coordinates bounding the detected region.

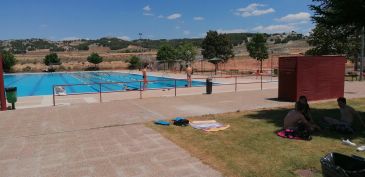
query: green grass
[{"left": 148, "top": 98, "right": 365, "bottom": 177}]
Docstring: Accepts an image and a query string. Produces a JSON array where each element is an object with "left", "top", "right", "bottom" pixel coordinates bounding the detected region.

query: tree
[
  {"left": 305, "top": 24, "right": 360, "bottom": 62},
  {"left": 176, "top": 43, "right": 197, "bottom": 64},
  {"left": 87, "top": 52, "right": 103, "bottom": 68},
  {"left": 156, "top": 44, "right": 176, "bottom": 70},
  {"left": 44, "top": 53, "right": 61, "bottom": 66},
  {"left": 175, "top": 43, "right": 197, "bottom": 72},
  {"left": 127, "top": 56, "right": 141, "bottom": 69},
  {"left": 201, "top": 31, "right": 234, "bottom": 74},
  {"left": 310, "top": 0, "right": 365, "bottom": 78},
  {"left": 246, "top": 33, "right": 269, "bottom": 72},
  {"left": 1, "top": 51, "right": 17, "bottom": 73},
  {"left": 310, "top": 0, "right": 365, "bottom": 28}
]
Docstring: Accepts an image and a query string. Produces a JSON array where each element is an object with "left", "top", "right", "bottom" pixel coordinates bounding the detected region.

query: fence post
[
  {"left": 174, "top": 79, "right": 177, "bottom": 96},
  {"left": 235, "top": 76, "right": 237, "bottom": 92},
  {"left": 52, "top": 85, "right": 55, "bottom": 106},
  {"left": 260, "top": 75, "right": 263, "bottom": 90},
  {"left": 99, "top": 83, "right": 102, "bottom": 103},
  {"left": 139, "top": 81, "right": 142, "bottom": 99}
]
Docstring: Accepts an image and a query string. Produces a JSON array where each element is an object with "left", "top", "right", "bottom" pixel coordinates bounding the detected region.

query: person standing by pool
[
  {"left": 186, "top": 64, "right": 192, "bottom": 87},
  {"left": 142, "top": 64, "right": 148, "bottom": 90}
]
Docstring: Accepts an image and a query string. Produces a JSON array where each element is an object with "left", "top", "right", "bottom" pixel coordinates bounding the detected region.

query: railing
[{"left": 52, "top": 75, "right": 278, "bottom": 106}]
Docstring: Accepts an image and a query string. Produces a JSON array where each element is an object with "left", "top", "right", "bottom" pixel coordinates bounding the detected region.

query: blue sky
[{"left": 0, "top": 0, "right": 315, "bottom": 40}]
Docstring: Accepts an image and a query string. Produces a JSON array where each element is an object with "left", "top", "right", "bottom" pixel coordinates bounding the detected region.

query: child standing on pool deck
[
  {"left": 186, "top": 64, "right": 192, "bottom": 87},
  {"left": 142, "top": 64, "right": 148, "bottom": 90}
]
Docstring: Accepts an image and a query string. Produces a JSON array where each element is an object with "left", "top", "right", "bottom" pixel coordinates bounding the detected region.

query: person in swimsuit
[
  {"left": 142, "top": 64, "right": 148, "bottom": 90},
  {"left": 284, "top": 101, "right": 314, "bottom": 132},
  {"left": 186, "top": 64, "right": 192, "bottom": 87}
]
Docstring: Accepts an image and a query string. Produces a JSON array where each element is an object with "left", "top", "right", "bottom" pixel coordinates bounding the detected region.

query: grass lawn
[{"left": 148, "top": 98, "right": 365, "bottom": 177}]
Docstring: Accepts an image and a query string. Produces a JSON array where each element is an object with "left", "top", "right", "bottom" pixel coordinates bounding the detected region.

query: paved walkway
[{"left": 1, "top": 81, "right": 365, "bottom": 177}]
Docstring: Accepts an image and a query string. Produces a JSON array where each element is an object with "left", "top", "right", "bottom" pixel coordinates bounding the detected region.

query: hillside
[
  {"left": 0, "top": 32, "right": 307, "bottom": 53},
  {"left": 0, "top": 32, "right": 311, "bottom": 72}
]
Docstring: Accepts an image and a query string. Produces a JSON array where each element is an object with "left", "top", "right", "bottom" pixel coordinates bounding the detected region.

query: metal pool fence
[{"left": 52, "top": 75, "right": 278, "bottom": 106}]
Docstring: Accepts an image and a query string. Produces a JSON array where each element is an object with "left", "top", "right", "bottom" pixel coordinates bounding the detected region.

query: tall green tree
[
  {"left": 44, "top": 53, "right": 61, "bottom": 66},
  {"left": 87, "top": 52, "right": 103, "bottom": 68},
  {"left": 201, "top": 31, "right": 234, "bottom": 74},
  {"left": 176, "top": 43, "right": 197, "bottom": 64},
  {"left": 1, "top": 51, "right": 17, "bottom": 73},
  {"left": 246, "top": 34, "right": 269, "bottom": 72},
  {"left": 156, "top": 44, "right": 176, "bottom": 70},
  {"left": 310, "top": 0, "right": 365, "bottom": 28},
  {"left": 310, "top": 0, "right": 365, "bottom": 78},
  {"left": 175, "top": 43, "right": 197, "bottom": 72},
  {"left": 306, "top": 24, "right": 360, "bottom": 61}
]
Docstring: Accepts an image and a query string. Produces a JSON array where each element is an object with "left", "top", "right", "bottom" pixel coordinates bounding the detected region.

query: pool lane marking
[
  {"left": 108, "top": 74, "right": 140, "bottom": 90},
  {"left": 85, "top": 72, "right": 123, "bottom": 91},
  {"left": 69, "top": 73, "right": 99, "bottom": 92},
  {"left": 5, "top": 75, "right": 27, "bottom": 87},
  {"left": 59, "top": 74, "right": 77, "bottom": 93},
  {"left": 73, "top": 72, "right": 117, "bottom": 92},
  {"left": 29, "top": 74, "right": 46, "bottom": 96}
]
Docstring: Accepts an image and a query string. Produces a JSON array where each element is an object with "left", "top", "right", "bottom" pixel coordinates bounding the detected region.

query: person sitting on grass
[
  {"left": 284, "top": 101, "right": 315, "bottom": 132},
  {"left": 296, "top": 96, "right": 321, "bottom": 131},
  {"left": 323, "top": 97, "right": 364, "bottom": 133}
]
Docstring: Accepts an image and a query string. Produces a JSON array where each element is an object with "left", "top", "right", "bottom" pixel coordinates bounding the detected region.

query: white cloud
[
  {"left": 277, "top": 12, "right": 311, "bottom": 23},
  {"left": 117, "top": 36, "right": 131, "bottom": 41},
  {"left": 175, "top": 26, "right": 181, "bottom": 29},
  {"left": 143, "top": 5, "right": 151, "bottom": 12},
  {"left": 193, "top": 16, "right": 205, "bottom": 21},
  {"left": 235, "top": 3, "right": 275, "bottom": 17},
  {"left": 158, "top": 15, "right": 164, "bottom": 18},
  {"left": 183, "top": 30, "right": 191, "bottom": 35},
  {"left": 252, "top": 25, "right": 295, "bottom": 33},
  {"left": 142, "top": 5, "right": 154, "bottom": 16},
  {"left": 217, "top": 28, "right": 247, "bottom": 34},
  {"left": 167, "top": 13, "right": 182, "bottom": 20}
]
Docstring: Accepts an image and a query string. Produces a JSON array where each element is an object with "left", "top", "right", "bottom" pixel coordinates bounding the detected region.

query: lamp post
[
  {"left": 361, "top": 27, "right": 364, "bottom": 81},
  {"left": 271, "top": 50, "right": 273, "bottom": 81}
]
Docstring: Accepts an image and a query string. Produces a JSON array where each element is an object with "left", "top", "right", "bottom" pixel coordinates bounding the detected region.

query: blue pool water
[{"left": 4, "top": 72, "right": 205, "bottom": 97}]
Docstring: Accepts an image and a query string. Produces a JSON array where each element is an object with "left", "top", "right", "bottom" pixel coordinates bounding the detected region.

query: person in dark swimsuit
[{"left": 142, "top": 64, "right": 148, "bottom": 90}]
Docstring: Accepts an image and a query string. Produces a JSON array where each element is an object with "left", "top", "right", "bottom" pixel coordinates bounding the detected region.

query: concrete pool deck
[
  {"left": 13, "top": 72, "right": 279, "bottom": 109},
  {"left": 1, "top": 80, "right": 365, "bottom": 177}
]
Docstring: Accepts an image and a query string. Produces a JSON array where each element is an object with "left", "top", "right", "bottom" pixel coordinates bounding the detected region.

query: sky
[{"left": 0, "top": 0, "right": 315, "bottom": 41}]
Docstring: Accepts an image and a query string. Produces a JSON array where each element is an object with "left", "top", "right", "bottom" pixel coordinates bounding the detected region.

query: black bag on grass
[
  {"left": 172, "top": 118, "right": 189, "bottom": 126},
  {"left": 320, "top": 152, "right": 365, "bottom": 177}
]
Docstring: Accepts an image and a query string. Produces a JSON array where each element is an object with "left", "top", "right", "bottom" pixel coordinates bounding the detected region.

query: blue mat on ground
[{"left": 154, "top": 120, "right": 170, "bottom": 126}]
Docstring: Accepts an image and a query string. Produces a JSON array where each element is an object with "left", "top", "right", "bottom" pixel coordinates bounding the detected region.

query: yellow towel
[
  {"left": 204, "top": 125, "right": 230, "bottom": 132},
  {"left": 191, "top": 120, "right": 217, "bottom": 124}
]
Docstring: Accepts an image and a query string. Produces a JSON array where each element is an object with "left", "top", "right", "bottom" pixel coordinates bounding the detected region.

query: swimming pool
[{"left": 4, "top": 72, "right": 206, "bottom": 97}]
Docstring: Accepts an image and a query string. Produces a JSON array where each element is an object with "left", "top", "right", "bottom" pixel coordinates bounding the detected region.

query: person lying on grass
[
  {"left": 324, "top": 97, "right": 365, "bottom": 133},
  {"left": 296, "top": 96, "right": 321, "bottom": 131},
  {"left": 284, "top": 101, "right": 317, "bottom": 133}
]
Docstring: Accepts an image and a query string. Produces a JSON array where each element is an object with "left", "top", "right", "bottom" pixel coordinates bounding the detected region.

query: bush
[
  {"left": 44, "top": 53, "right": 61, "bottom": 66},
  {"left": 77, "top": 43, "right": 89, "bottom": 51},
  {"left": 1, "top": 51, "right": 17, "bottom": 73},
  {"left": 127, "top": 56, "right": 141, "bottom": 69},
  {"left": 85, "top": 66, "right": 99, "bottom": 71},
  {"left": 87, "top": 52, "right": 103, "bottom": 68}
]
